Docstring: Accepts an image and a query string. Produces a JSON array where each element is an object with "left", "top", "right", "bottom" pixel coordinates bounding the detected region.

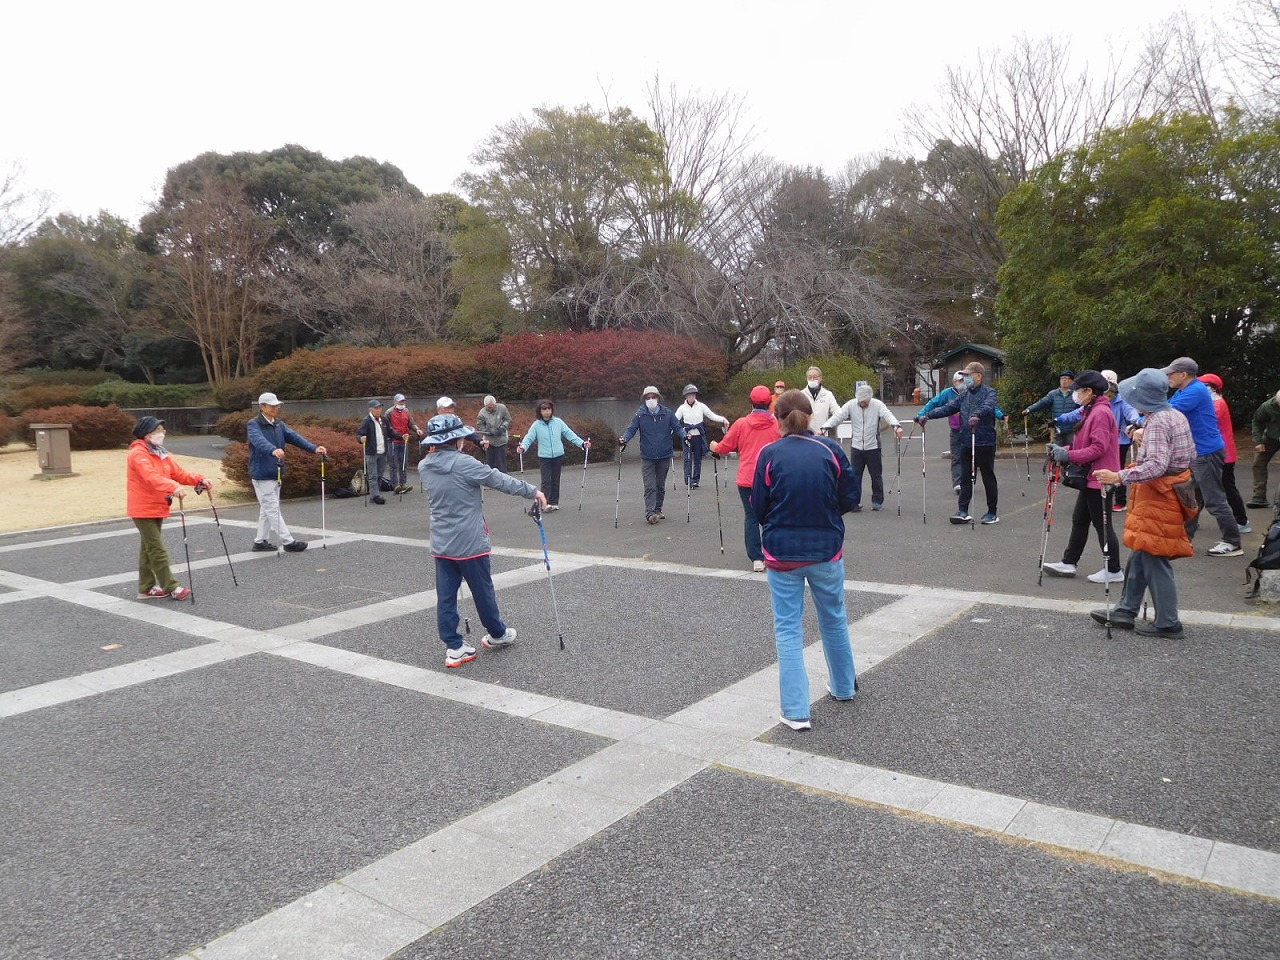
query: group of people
[{"left": 122, "top": 361, "right": 1279, "bottom": 734}]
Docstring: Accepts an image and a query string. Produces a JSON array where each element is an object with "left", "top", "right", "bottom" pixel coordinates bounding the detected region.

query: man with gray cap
[
  {"left": 1162, "top": 356, "right": 1241, "bottom": 557},
  {"left": 246, "top": 392, "right": 328, "bottom": 552},
  {"left": 356, "top": 399, "right": 390, "bottom": 505},
  {"left": 620, "top": 386, "right": 687, "bottom": 524},
  {"left": 823, "top": 383, "right": 904, "bottom": 510},
  {"left": 476, "top": 395, "right": 513, "bottom": 472},
  {"left": 1093, "top": 368, "right": 1196, "bottom": 638},
  {"left": 419, "top": 413, "right": 547, "bottom": 668}
]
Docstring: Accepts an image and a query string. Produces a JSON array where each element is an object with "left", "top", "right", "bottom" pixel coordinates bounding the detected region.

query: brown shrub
[
  {"left": 221, "top": 426, "right": 365, "bottom": 499},
  {"left": 19, "top": 405, "right": 135, "bottom": 450},
  {"left": 214, "top": 409, "right": 359, "bottom": 442}
]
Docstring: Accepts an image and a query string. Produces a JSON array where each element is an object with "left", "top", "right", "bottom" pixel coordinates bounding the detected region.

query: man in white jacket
[
  {"left": 804, "top": 365, "right": 841, "bottom": 434},
  {"left": 822, "top": 384, "right": 903, "bottom": 511}
]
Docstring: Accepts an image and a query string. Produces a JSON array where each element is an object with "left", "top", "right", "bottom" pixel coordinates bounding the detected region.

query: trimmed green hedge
[{"left": 81, "top": 381, "right": 209, "bottom": 408}]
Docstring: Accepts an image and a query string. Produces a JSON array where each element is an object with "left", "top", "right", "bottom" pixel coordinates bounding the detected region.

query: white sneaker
[
  {"left": 953, "top": 484, "right": 961, "bottom": 493},
  {"left": 1207, "top": 541, "right": 1244, "bottom": 557},
  {"left": 481, "top": 628, "right": 517, "bottom": 649},
  {"left": 1239, "top": 522, "right": 1252, "bottom": 534},
  {"left": 445, "top": 643, "right": 477, "bottom": 667},
  {"left": 1086, "top": 568, "right": 1125, "bottom": 584},
  {"left": 825, "top": 682, "right": 855, "bottom": 701},
  {"left": 1041, "top": 561, "right": 1077, "bottom": 577},
  {"left": 778, "top": 715, "right": 812, "bottom": 731}
]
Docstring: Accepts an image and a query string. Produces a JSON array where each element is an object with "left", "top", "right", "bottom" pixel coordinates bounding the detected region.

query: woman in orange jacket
[{"left": 127, "top": 416, "right": 211, "bottom": 601}]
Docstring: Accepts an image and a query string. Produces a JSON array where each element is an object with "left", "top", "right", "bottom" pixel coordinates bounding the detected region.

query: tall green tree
[
  {"left": 459, "top": 106, "right": 667, "bottom": 329},
  {"left": 995, "top": 111, "right": 1280, "bottom": 404}
]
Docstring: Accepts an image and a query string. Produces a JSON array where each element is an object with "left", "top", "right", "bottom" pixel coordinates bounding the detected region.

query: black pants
[
  {"left": 1063, "top": 486, "right": 1121, "bottom": 573},
  {"left": 540, "top": 455, "right": 564, "bottom": 506},
  {"left": 958, "top": 444, "right": 997, "bottom": 515},
  {"left": 849, "top": 447, "right": 885, "bottom": 506},
  {"left": 1222, "top": 461, "right": 1246, "bottom": 524},
  {"left": 487, "top": 442, "right": 507, "bottom": 473}
]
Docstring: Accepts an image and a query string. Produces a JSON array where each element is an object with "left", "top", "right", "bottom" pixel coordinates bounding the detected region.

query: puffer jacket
[
  {"left": 621, "top": 404, "right": 686, "bottom": 460},
  {"left": 1065, "top": 396, "right": 1120, "bottom": 490},
  {"left": 419, "top": 446, "right": 538, "bottom": 559},
  {"left": 1122, "top": 470, "right": 1195, "bottom": 559},
  {"left": 126, "top": 440, "right": 206, "bottom": 519},
  {"left": 752, "top": 433, "right": 858, "bottom": 564},
  {"left": 714, "top": 410, "right": 781, "bottom": 487},
  {"left": 923, "top": 382, "right": 999, "bottom": 446}
]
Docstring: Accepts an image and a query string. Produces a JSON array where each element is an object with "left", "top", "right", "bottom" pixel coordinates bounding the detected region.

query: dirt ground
[{"left": 0, "top": 442, "right": 250, "bottom": 534}]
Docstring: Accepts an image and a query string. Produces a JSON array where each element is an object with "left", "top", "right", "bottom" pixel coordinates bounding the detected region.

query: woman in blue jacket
[
  {"left": 752, "top": 389, "right": 860, "bottom": 731},
  {"left": 519, "top": 399, "right": 588, "bottom": 511}
]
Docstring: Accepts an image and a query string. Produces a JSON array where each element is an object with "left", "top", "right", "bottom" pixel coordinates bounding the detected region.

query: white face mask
[
  {"left": 396, "top": 403, "right": 406, "bottom": 410},
  {"left": 645, "top": 398, "right": 659, "bottom": 411},
  {"left": 1072, "top": 390, "right": 1088, "bottom": 405},
  {"left": 807, "top": 379, "right": 820, "bottom": 391},
  {"left": 149, "top": 432, "right": 165, "bottom": 446}
]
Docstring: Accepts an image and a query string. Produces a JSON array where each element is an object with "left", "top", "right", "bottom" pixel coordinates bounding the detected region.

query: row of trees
[{"left": 2, "top": 1, "right": 1278, "bottom": 403}]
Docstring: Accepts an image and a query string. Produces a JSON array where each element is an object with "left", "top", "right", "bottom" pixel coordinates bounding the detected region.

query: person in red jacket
[
  {"left": 1199, "top": 374, "right": 1250, "bottom": 534},
  {"left": 710, "top": 385, "right": 782, "bottom": 573},
  {"left": 126, "top": 416, "right": 211, "bottom": 601}
]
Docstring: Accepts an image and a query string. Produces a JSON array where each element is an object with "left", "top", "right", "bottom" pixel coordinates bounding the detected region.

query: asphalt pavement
[{"left": 1, "top": 435, "right": 1278, "bottom": 960}]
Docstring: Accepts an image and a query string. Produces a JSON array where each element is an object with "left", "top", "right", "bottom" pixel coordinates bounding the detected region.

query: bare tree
[
  {"left": 0, "top": 162, "right": 52, "bottom": 246},
  {"left": 146, "top": 176, "right": 274, "bottom": 384},
  {"left": 269, "top": 193, "right": 459, "bottom": 346},
  {"left": 1221, "top": 0, "right": 1280, "bottom": 110}
]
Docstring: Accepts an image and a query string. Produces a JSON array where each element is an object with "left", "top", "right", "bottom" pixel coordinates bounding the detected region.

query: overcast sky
[{"left": 4, "top": 0, "right": 1220, "bottom": 226}]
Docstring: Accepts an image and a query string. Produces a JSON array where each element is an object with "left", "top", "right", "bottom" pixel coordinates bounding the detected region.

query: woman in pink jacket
[
  {"left": 1040, "top": 371, "right": 1123, "bottom": 584},
  {"left": 126, "top": 416, "right": 210, "bottom": 601},
  {"left": 710, "top": 386, "right": 781, "bottom": 573}
]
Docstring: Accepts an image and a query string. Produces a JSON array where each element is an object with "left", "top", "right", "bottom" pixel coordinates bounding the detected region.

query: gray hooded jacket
[{"left": 419, "top": 447, "right": 537, "bottom": 559}]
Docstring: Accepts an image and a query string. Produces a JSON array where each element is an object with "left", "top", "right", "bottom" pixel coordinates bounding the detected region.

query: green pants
[{"left": 134, "top": 518, "right": 178, "bottom": 593}]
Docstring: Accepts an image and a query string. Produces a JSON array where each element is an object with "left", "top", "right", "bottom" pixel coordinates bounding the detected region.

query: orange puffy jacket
[
  {"left": 126, "top": 440, "right": 205, "bottom": 519},
  {"left": 1121, "top": 469, "right": 1195, "bottom": 560}
]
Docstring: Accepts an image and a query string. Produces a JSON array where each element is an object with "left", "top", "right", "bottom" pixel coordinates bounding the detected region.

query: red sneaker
[
  {"left": 169, "top": 586, "right": 192, "bottom": 601},
  {"left": 137, "top": 586, "right": 169, "bottom": 600}
]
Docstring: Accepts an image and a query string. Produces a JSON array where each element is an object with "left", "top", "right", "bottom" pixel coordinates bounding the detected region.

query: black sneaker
[
  {"left": 252, "top": 540, "right": 277, "bottom": 552},
  {"left": 1090, "top": 609, "right": 1134, "bottom": 629},
  {"left": 371, "top": 495, "right": 386, "bottom": 505},
  {"left": 283, "top": 541, "right": 308, "bottom": 552},
  {"left": 949, "top": 510, "right": 972, "bottom": 524},
  {"left": 1247, "top": 500, "right": 1270, "bottom": 508},
  {"left": 1135, "top": 621, "right": 1184, "bottom": 638}
]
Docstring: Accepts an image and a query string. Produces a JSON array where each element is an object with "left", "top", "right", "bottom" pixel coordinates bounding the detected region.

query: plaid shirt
[{"left": 1120, "top": 409, "right": 1194, "bottom": 484}]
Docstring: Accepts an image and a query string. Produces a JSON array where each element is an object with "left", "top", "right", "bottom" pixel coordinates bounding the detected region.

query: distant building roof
[{"left": 936, "top": 343, "right": 1006, "bottom": 364}]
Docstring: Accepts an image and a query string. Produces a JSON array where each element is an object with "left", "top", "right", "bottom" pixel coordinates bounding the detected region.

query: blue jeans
[
  {"left": 684, "top": 431, "right": 706, "bottom": 485},
  {"left": 737, "top": 485, "right": 763, "bottom": 562},
  {"left": 435, "top": 555, "right": 506, "bottom": 649},
  {"left": 766, "top": 559, "right": 858, "bottom": 721}
]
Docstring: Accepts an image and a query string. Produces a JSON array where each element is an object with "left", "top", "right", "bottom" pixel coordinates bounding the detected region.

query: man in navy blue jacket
[
  {"left": 1163, "top": 356, "right": 1241, "bottom": 557},
  {"left": 918, "top": 361, "right": 1001, "bottom": 525},
  {"left": 620, "top": 385, "right": 687, "bottom": 524},
  {"left": 246, "top": 392, "right": 327, "bottom": 552}
]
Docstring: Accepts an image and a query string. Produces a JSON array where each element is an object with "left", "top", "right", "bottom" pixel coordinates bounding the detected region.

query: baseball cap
[
  {"left": 436, "top": 396, "right": 455, "bottom": 408},
  {"left": 750, "top": 385, "right": 772, "bottom": 404},
  {"left": 1160, "top": 357, "right": 1198, "bottom": 376},
  {"left": 257, "top": 392, "right": 283, "bottom": 406},
  {"left": 368, "top": 399, "right": 383, "bottom": 408}
]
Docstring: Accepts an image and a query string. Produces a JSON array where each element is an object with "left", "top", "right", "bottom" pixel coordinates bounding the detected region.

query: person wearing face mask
[
  {"left": 822, "top": 383, "right": 904, "bottom": 511},
  {"left": 1054, "top": 370, "right": 1143, "bottom": 512},
  {"left": 386, "top": 393, "right": 423, "bottom": 494},
  {"left": 917, "top": 371, "right": 1010, "bottom": 493},
  {"left": 246, "top": 392, "right": 328, "bottom": 552},
  {"left": 769, "top": 380, "right": 786, "bottom": 415},
  {"left": 1024, "top": 371, "right": 1081, "bottom": 446},
  {"left": 915, "top": 362, "right": 1000, "bottom": 524},
  {"left": 674, "top": 384, "right": 730, "bottom": 489},
  {"left": 803, "top": 366, "right": 841, "bottom": 434},
  {"left": 126, "top": 416, "right": 212, "bottom": 601},
  {"left": 476, "top": 394, "right": 513, "bottom": 472},
  {"left": 518, "top": 399, "right": 588, "bottom": 512},
  {"left": 1041, "top": 371, "right": 1124, "bottom": 583},
  {"left": 620, "top": 386, "right": 687, "bottom": 524}
]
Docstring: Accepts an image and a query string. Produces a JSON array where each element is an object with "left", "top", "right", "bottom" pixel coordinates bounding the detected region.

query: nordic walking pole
[
  {"left": 518, "top": 442, "right": 525, "bottom": 474},
  {"left": 614, "top": 443, "right": 623, "bottom": 529},
  {"left": 1037, "top": 453, "right": 1060, "bottom": 586},
  {"left": 200, "top": 482, "right": 238, "bottom": 586},
  {"left": 685, "top": 441, "right": 692, "bottom": 523},
  {"left": 399, "top": 439, "right": 407, "bottom": 503},
  {"left": 578, "top": 438, "right": 589, "bottom": 512},
  {"left": 712, "top": 453, "right": 724, "bottom": 553},
  {"left": 276, "top": 462, "right": 284, "bottom": 558},
  {"left": 1101, "top": 482, "right": 1115, "bottom": 640},
  {"left": 458, "top": 578, "right": 471, "bottom": 635},
  {"left": 319, "top": 456, "right": 328, "bottom": 549},
  {"left": 528, "top": 499, "right": 565, "bottom": 651},
  {"left": 360, "top": 437, "right": 368, "bottom": 508},
  {"left": 920, "top": 420, "right": 928, "bottom": 524},
  {"left": 970, "top": 423, "right": 977, "bottom": 531},
  {"left": 171, "top": 492, "right": 196, "bottom": 605},
  {"left": 1023, "top": 416, "right": 1031, "bottom": 489}
]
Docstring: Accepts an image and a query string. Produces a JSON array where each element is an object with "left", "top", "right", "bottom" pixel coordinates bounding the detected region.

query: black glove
[{"left": 193, "top": 481, "right": 207, "bottom": 495}]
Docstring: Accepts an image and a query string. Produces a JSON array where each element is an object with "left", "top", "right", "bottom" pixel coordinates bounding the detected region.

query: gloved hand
[
  {"left": 1047, "top": 443, "right": 1071, "bottom": 463},
  {"left": 618, "top": 438, "right": 627, "bottom": 450},
  {"left": 194, "top": 481, "right": 207, "bottom": 495},
  {"left": 710, "top": 451, "right": 720, "bottom": 460},
  {"left": 914, "top": 416, "right": 928, "bottom": 427},
  {"left": 968, "top": 416, "right": 980, "bottom": 428}
]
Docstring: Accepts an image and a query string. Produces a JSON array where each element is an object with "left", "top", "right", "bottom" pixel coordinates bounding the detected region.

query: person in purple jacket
[
  {"left": 1040, "top": 371, "right": 1123, "bottom": 583},
  {"left": 752, "top": 389, "right": 860, "bottom": 731}
]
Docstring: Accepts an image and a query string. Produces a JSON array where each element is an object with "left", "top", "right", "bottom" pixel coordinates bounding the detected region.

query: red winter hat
[
  {"left": 1197, "top": 373, "right": 1223, "bottom": 391},
  {"left": 750, "top": 385, "right": 772, "bottom": 404}
]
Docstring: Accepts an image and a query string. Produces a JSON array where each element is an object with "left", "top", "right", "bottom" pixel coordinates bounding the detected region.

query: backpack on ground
[{"left": 1245, "top": 520, "right": 1280, "bottom": 597}]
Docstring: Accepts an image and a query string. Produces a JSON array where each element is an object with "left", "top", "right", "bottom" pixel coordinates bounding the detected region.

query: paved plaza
[{"left": 2, "top": 442, "right": 1279, "bottom": 959}]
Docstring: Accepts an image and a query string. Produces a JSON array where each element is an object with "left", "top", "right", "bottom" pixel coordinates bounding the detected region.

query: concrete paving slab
[
  {"left": 785, "top": 603, "right": 1280, "bottom": 853},
  {"left": 1004, "top": 800, "right": 1116, "bottom": 853},
  {"left": 0, "top": 655, "right": 602, "bottom": 960},
  {"left": 391, "top": 768, "right": 1280, "bottom": 960},
  {"left": 0, "top": 520, "right": 212, "bottom": 582},
  {"left": 1, "top": 597, "right": 208, "bottom": 694}
]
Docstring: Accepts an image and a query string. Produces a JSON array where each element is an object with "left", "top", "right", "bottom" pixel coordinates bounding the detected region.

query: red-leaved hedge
[
  {"left": 221, "top": 426, "right": 365, "bottom": 499},
  {"left": 475, "top": 331, "right": 729, "bottom": 401},
  {"left": 20, "top": 405, "right": 135, "bottom": 450},
  {"left": 3, "top": 384, "right": 92, "bottom": 415},
  {"left": 252, "top": 345, "right": 486, "bottom": 401}
]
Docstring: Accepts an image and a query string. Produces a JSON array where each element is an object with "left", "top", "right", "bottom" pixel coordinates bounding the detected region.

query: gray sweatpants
[
  {"left": 253, "top": 478, "right": 295, "bottom": 545},
  {"left": 641, "top": 457, "right": 671, "bottom": 515},
  {"left": 1186, "top": 449, "right": 1240, "bottom": 547}
]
